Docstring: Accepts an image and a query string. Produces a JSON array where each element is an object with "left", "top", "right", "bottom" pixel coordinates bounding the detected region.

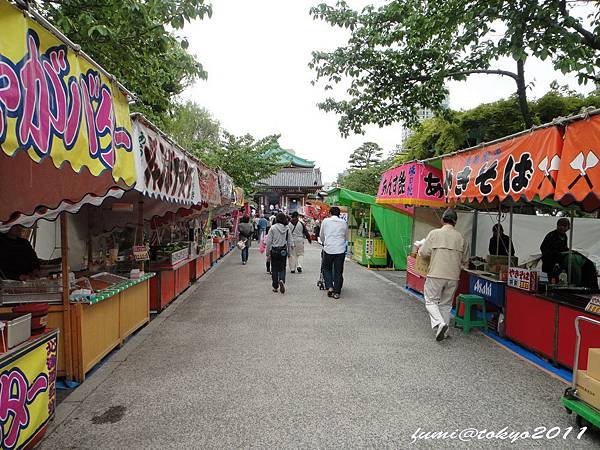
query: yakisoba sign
[{"left": 0, "top": 0, "right": 136, "bottom": 185}]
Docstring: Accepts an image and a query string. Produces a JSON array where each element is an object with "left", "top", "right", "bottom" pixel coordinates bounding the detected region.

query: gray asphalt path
[{"left": 41, "top": 244, "right": 600, "bottom": 449}]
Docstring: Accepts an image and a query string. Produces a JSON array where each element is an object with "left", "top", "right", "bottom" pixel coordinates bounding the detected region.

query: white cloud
[{"left": 182, "top": 0, "right": 595, "bottom": 182}]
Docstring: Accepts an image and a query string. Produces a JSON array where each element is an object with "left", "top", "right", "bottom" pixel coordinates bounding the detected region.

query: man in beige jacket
[{"left": 418, "top": 209, "right": 469, "bottom": 341}]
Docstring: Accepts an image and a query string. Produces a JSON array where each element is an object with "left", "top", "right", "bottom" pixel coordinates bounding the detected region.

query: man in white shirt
[
  {"left": 320, "top": 206, "right": 348, "bottom": 299},
  {"left": 418, "top": 208, "right": 469, "bottom": 341}
]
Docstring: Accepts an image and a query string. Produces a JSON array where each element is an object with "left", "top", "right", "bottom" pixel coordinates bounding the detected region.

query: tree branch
[
  {"left": 403, "top": 68, "right": 519, "bottom": 83},
  {"left": 558, "top": 0, "right": 600, "bottom": 50}
]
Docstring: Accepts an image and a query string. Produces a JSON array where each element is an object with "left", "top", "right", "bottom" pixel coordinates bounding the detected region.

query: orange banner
[
  {"left": 442, "top": 127, "right": 563, "bottom": 203},
  {"left": 555, "top": 115, "right": 600, "bottom": 211}
]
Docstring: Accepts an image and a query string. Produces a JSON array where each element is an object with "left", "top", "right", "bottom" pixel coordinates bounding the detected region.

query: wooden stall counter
[
  {"left": 149, "top": 258, "right": 191, "bottom": 311},
  {"left": 505, "top": 287, "right": 600, "bottom": 369}
]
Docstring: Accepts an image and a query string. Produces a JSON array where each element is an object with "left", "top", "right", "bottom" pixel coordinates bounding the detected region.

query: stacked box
[{"left": 575, "top": 348, "right": 600, "bottom": 410}]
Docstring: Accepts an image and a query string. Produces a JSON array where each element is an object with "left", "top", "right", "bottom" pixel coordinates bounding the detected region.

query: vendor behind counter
[
  {"left": 540, "top": 218, "right": 599, "bottom": 289},
  {"left": 0, "top": 225, "right": 40, "bottom": 280}
]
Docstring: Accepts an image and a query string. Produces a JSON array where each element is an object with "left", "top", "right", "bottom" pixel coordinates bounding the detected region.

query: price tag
[
  {"left": 585, "top": 296, "right": 600, "bottom": 315},
  {"left": 132, "top": 245, "right": 149, "bottom": 261}
]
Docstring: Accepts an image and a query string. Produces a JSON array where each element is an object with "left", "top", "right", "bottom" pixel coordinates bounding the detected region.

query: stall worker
[
  {"left": 0, "top": 225, "right": 40, "bottom": 280},
  {"left": 540, "top": 218, "right": 599, "bottom": 288},
  {"left": 488, "top": 224, "right": 515, "bottom": 256},
  {"left": 418, "top": 209, "right": 469, "bottom": 341}
]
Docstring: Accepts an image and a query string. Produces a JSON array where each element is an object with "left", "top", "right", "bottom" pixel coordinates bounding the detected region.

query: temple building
[{"left": 254, "top": 149, "right": 323, "bottom": 214}]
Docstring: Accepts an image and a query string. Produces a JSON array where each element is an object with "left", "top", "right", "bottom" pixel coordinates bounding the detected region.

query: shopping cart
[{"left": 561, "top": 315, "right": 600, "bottom": 429}]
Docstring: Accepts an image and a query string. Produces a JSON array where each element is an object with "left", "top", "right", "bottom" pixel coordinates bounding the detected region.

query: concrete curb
[{"left": 46, "top": 250, "right": 234, "bottom": 436}]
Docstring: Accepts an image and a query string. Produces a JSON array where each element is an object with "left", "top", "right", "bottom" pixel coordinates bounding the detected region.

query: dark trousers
[
  {"left": 322, "top": 252, "right": 345, "bottom": 294},
  {"left": 270, "top": 251, "right": 287, "bottom": 289},
  {"left": 241, "top": 246, "right": 249, "bottom": 262}
]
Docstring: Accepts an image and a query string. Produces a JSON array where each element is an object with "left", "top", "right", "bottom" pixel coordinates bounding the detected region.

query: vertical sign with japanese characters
[{"left": 442, "top": 127, "right": 563, "bottom": 203}]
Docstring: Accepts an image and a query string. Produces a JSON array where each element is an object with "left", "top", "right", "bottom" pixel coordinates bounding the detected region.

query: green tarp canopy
[{"left": 326, "top": 188, "right": 413, "bottom": 269}]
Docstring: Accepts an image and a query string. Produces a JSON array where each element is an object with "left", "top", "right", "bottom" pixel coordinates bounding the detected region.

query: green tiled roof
[{"left": 267, "top": 148, "right": 315, "bottom": 168}]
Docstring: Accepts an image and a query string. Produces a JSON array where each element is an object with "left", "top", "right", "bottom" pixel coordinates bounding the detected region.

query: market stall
[{"left": 326, "top": 188, "right": 413, "bottom": 269}]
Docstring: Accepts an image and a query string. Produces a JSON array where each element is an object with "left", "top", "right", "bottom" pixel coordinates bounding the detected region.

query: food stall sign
[
  {"left": 555, "top": 114, "right": 600, "bottom": 211},
  {"left": 132, "top": 116, "right": 202, "bottom": 205},
  {"left": 585, "top": 296, "right": 600, "bottom": 315},
  {"left": 0, "top": 330, "right": 58, "bottom": 449},
  {"left": 132, "top": 245, "right": 150, "bottom": 261},
  {"left": 0, "top": 0, "right": 136, "bottom": 185},
  {"left": 507, "top": 267, "right": 539, "bottom": 292},
  {"left": 376, "top": 162, "right": 445, "bottom": 209},
  {"left": 442, "top": 126, "right": 563, "bottom": 204},
  {"left": 469, "top": 275, "right": 506, "bottom": 307},
  {"left": 365, "top": 239, "right": 374, "bottom": 257}
]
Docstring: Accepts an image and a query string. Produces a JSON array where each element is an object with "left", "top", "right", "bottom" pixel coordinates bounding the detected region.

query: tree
[
  {"left": 39, "top": 0, "right": 212, "bottom": 126},
  {"left": 336, "top": 163, "right": 385, "bottom": 196},
  {"left": 164, "top": 102, "right": 221, "bottom": 152},
  {"left": 309, "top": 1, "right": 600, "bottom": 134},
  {"left": 196, "top": 133, "right": 284, "bottom": 194},
  {"left": 348, "top": 142, "right": 383, "bottom": 169}
]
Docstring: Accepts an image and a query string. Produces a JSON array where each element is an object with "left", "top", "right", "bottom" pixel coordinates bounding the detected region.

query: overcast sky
[{"left": 181, "top": 0, "right": 594, "bottom": 182}]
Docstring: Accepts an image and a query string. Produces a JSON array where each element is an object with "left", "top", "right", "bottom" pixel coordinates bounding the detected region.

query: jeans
[
  {"left": 322, "top": 252, "right": 345, "bottom": 294},
  {"left": 270, "top": 251, "right": 287, "bottom": 289},
  {"left": 241, "top": 246, "right": 249, "bottom": 263}
]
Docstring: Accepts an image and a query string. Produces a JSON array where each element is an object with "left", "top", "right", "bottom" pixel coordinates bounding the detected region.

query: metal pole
[
  {"left": 470, "top": 210, "right": 478, "bottom": 257},
  {"left": 496, "top": 204, "right": 502, "bottom": 257},
  {"left": 60, "top": 214, "right": 74, "bottom": 380},
  {"left": 138, "top": 198, "right": 145, "bottom": 271},
  {"left": 568, "top": 212, "right": 574, "bottom": 285},
  {"left": 508, "top": 205, "right": 514, "bottom": 272},
  {"left": 368, "top": 205, "right": 372, "bottom": 269}
]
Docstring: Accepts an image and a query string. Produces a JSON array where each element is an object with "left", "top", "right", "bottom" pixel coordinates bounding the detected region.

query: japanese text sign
[
  {"left": 0, "top": 0, "right": 135, "bottom": 185},
  {"left": 507, "top": 267, "right": 539, "bottom": 292},
  {"left": 442, "top": 127, "right": 563, "bottom": 203},
  {"left": 198, "top": 164, "right": 221, "bottom": 206},
  {"left": 132, "top": 116, "right": 201, "bottom": 205},
  {"left": 377, "top": 162, "right": 446, "bottom": 208},
  {"left": 0, "top": 330, "right": 58, "bottom": 450},
  {"left": 555, "top": 115, "right": 600, "bottom": 211},
  {"left": 585, "top": 296, "right": 600, "bottom": 316}
]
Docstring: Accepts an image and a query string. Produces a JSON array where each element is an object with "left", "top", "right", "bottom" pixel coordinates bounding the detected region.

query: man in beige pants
[
  {"left": 288, "top": 211, "right": 312, "bottom": 273},
  {"left": 418, "top": 209, "right": 469, "bottom": 341}
]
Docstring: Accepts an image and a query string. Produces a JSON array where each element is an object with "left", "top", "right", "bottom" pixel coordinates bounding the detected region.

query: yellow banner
[
  {"left": 0, "top": 0, "right": 135, "bottom": 185},
  {"left": 0, "top": 330, "right": 58, "bottom": 450}
]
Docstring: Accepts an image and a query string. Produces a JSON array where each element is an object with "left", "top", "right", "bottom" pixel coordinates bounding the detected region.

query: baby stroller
[{"left": 316, "top": 250, "right": 326, "bottom": 290}]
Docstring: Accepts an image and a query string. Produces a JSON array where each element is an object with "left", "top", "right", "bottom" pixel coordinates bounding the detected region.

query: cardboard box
[
  {"left": 587, "top": 348, "right": 600, "bottom": 382},
  {"left": 415, "top": 254, "right": 430, "bottom": 275},
  {"left": 576, "top": 370, "right": 600, "bottom": 410}
]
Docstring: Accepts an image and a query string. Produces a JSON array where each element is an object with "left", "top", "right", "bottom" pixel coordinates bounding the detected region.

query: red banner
[
  {"left": 555, "top": 115, "right": 600, "bottom": 211},
  {"left": 376, "top": 162, "right": 446, "bottom": 208},
  {"left": 442, "top": 127, "right": 563, "bottom": 203}
]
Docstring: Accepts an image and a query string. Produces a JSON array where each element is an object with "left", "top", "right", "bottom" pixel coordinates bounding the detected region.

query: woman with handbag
[
  {"left": 265, "top": 212, "right": 293, "bottom": 293},
  {"left": 237, "top": 216, "right": 254, "bottom": 265}
]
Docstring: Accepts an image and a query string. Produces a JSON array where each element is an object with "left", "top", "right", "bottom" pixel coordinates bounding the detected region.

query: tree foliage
[
  {"left": 396, "top": 89, "right": 600, "bottom": 163},
  {"left": 310, "top": 1, "right": 600, "bottom": 134},
  {"left": 163, "top": 102, "right": 221, "bottom": 152},
  {"left": 336, "top": 163, "right": 386, "bottom": 196},
  {"left": 196, "top": 133, "right": 284, "bottom": 194},
  {"left": 39, "top": 0, "right": 212, "bottom": 125},
  {"left": 348, "top": 142, "right": 383, "bottom": 169}
]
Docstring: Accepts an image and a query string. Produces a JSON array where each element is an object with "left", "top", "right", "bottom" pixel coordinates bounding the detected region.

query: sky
[{"left": 181, "top": 0, "right": 595, "bottom": 182}]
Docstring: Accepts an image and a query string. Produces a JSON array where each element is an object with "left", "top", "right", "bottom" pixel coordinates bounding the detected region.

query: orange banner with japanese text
[
  {"left": 555, "top": 115, "right": 600, "bottom": 211},
  {"left": 442, "top": 127, "right": 563, "bottom": 204},
  {"left": 0, "top": 0, "right": 135, "bottom": 185}
]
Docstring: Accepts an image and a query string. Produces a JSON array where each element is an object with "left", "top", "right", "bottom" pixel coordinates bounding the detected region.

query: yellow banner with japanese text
[{"left": 0, "top": 0, "right": 135, "bottom": 185}]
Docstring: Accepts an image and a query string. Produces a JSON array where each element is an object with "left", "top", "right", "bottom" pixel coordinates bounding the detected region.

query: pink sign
[{"left": 376, "top": 162, "right": 447, "bottom": 208}]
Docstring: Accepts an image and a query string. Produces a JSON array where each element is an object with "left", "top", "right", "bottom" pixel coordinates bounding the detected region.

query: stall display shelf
[
  {"left": 71, "top": 273, "right": 155, "bottom": 305},
  {"left": 0, "top": 278, "right": 62, "bottom": 305}
]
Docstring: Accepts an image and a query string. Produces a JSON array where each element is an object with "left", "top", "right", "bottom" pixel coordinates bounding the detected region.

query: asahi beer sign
[{"left": 469, "top": 275, "right": 506, "bottom": 307}]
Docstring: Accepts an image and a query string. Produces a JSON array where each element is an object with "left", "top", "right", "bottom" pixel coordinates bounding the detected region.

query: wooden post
[
  {"left": 60, "top": 214, "right": 74, "bottom": 380},
  {"left": 138, "top": 198, "right": 144, "bottom": 270}
]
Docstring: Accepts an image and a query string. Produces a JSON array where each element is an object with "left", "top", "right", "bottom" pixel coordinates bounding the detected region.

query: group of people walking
[{"left": 236, "top": 208, "right": 348, "bottom": 298}]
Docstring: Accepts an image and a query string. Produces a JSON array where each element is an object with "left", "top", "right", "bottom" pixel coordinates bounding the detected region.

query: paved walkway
[{"left": 42, "top": 244, "right": 599, "bottom": 449}]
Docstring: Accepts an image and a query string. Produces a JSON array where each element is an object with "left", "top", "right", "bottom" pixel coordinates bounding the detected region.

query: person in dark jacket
[
  {"left": 237, "top": 216, "right": 254, "bottom": 265},
  {"left": 540, "top": 218, "right": 570, "bottom": 277},
  {"left": 0, "top": 226, "right": 40, "bottom": 280},
  {"left": 488, "top": 224, "right": 515, "bottom": 257},
  {"left": 266, "top": 213, "right": 293, "bottom": 293}
]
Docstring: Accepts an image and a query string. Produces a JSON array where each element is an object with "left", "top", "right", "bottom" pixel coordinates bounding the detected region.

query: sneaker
[
  {"left": 333, "top": 293, "right": 340, "bottom": 300},
  {"left": 436, "top": 323, "right": 448, "bottom": 342},
  {"left": 291, "top": 270, "right": 295, "bottom": 273},
  {"left": 272, "top": 288, "right": 278, "bottom": 293},
  {"left": 327, "top": 289, "right": 333, "bottom": 298},
  {"left": 297, "top": 267, "right": 302, "bottom": 273},
  {"left": 242, "top": 261, "right": 246, "bottom": 265},
  {"left": 279, "top": 280, "right": 285, "bottom": 294}
]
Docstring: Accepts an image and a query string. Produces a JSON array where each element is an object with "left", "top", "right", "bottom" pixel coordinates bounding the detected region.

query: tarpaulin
[
  {"left": 442, "top": 126, "right": 563, "bottom": 204},
  {"left": 376, "top": 162, "right": 446, "bottom": 208},
  {"left": 555, "top": 115, "right": 600, "bottom": 212},
  {"left": 132, "top": 115, "right": 201, "bottom": 205},
  {"left": 0, "top": 0, "right": 136, "bottom": 185}
]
